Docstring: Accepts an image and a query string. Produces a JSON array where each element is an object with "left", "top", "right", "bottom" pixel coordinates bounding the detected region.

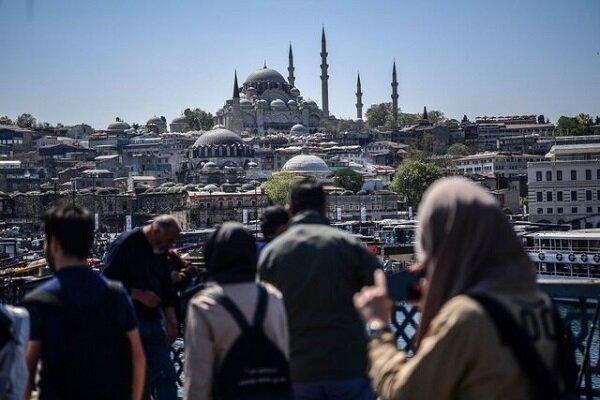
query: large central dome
[
  {"left": 192, "top": 127, "right": 244, "bottom": 147},
  {"left": 281, "top": 155, "right": 330, "bottom": 175},
  {"left": 244, "top": 67, "right": 287, "bottom": 85}
]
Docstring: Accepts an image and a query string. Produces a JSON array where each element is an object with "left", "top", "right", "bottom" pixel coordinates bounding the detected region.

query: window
[
  {"left": 571, "top": 191, "right": 577, "bottom": 201},
  {"left": 546, "top": 171, "right": 552, "bottom": 181},
  {"left": 537, "top": 208, "right": 543, "bottom": 214},
  {"left": 586, "top": 206, "right": 592, "bottom": 213},
  {"left": 536, "top": 171, "right": 542, "bottom": 181},
  {"left": 586, "top": 190, "right": 592, "bottom": 201},
  {"left": 557, "top": 192, "right": 563, "bottom": 201},
  {"left": 556, "top": 170, "right": 562, "bottom": 181},
  {"left": 585, "top": 169, "right": 592, "bottom": 180},
  {"left": 546, "top": 192, "right": 552, "bottom": 202},
  {"left": 571, "top": 170, "right": 577, "bottom": 180},
  {"left": 537, "top": 192, "right": 543, "bottom": 202},
  {"left": 558, "top": 207, "right": 563, "bottom": 214},
  {"left": 571, "top": 207, "right": 578, "bottom": 213},
  {"left": 597, "top": 169, "right": 600, "bottom": 180},
  {"left": 546, "top": 208, "right": 553, "bottom": 214}
]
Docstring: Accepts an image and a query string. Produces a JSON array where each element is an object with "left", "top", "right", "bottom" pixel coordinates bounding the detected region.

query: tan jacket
[
  {"left": 369, "top": 290, "right": 559, "bottom": 400},
  {"left": 184, "top": 282, "right": 289, "bottom": 400}
]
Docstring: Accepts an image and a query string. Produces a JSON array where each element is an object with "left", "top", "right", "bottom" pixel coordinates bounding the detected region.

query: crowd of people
[{"left": 0, "top": 177, "right": 574, "bottom": 400}]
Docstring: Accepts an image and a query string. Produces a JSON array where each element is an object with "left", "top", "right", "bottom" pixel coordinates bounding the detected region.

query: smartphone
[{"left": 386, "top": 269, "right": 423, "bottom": 302}]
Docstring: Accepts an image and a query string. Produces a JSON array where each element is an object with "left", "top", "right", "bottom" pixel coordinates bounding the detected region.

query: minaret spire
[
  {"left": 229, "top": 70, "right": 242, "bottom": 133},
  {"left": 355, "top": 72, "right": 363, "bottom": 120},
  {"left": 320, "top": 26, "right": 330, "bottom": 118},
  {"left": 391, "top": 60, "right": 399, "bottom": 129},
  {"left": 233, "top": 70, "right": 240, "bottom": 99},
  {"left": 422, "top": 106, "right": 429, "bottom": 121},
  {"left": 288, "top": 42, "right": 295, "bottom": 87}
]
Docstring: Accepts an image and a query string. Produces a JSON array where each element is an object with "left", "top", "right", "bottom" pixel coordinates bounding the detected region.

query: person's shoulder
[
  {"left": 261, "top": 281, "right": 283, "bottom": 300},
  {"left": 190, "top": 284, "right": 223, "bottom": 310},
  {"left": 437, "top": 295, "right": 489, "bottom": 327}
]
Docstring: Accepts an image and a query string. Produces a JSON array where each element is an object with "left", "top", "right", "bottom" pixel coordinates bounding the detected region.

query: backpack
[
  {"left": 22, "top": 281, "right": 132, "bottom": 400},
  {"left": 0, "top": 305, "right": 29, "bottom": 400},
  {"left": 470, "top": 293, "right": 578, "bottom": 400},
  {"left": 211, "top": 284, "right": 292, "bottom": 400}
]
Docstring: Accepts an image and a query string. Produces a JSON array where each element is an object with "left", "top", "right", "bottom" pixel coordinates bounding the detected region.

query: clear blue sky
[{"left": 1, "top": 0, "right": 599, "bottom": 129}]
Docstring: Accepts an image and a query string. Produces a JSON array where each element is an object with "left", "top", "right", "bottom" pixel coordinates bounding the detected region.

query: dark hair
[
  {"left": 204, "top": 222, "right": 256, "bottom": 284},
  {"left": 290, "top": 178, "right": 325, "bottom": 214},
  {"left": 42, "top": 205, "right": 94, "bottom": 259},
  {"left": 260, "top": 206, "right": 289, "bottom": 239}
]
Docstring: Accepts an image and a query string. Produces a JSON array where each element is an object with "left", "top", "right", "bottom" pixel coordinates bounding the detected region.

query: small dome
[
  {"left": 203, "top": 184, "right": 220, "bottom": 192},
  {"left": 270, "top": 99, "right": 287, "bottom": 110},
  {"left": 216, "top": 108, "right": 224, "bottom": 116},
  {"left": 192, "top": 127, "right": 244, "bottom": 147},
  {"left": 281, "top": 155, "right": 330, "bottom": 174},
  {"left": 289, "top": 123, "right": 307, "bottom": 135},
  {"left": 303, "top": 99, "right": 317, "bottom": 108},
  {"left": 240, "top": 98, "right": 252, "bottom": 107},
  {"left": 202, "top": 162, "right": 217, "bottom": 170},
  {"left": 247, "top": 161, "right": 258, "bottom": 168},
  {"left": 287, "top": 99, "right": 297, "bottom": 107},
  {"left": 146, "top": 116, "right": 164, "bottom": 126},
  {"left": 244, "top": 67, "right": 287, "bottom": 85},
  {"left": 290, "top": 87, "right": 300, "bottom": 97},
  {"left": 107, "top": 121, "right": 131, "bottom": 131},
  {"left": 246, "top": 87, "right": 257, "bottom": 96}
]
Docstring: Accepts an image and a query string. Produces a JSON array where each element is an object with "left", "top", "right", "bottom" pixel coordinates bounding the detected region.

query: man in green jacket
[{"left": 259, "top": 179, "right": 381, "bottom": 400}]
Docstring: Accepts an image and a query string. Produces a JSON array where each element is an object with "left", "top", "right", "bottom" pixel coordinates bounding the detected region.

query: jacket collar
[{"left": 289, "top": 210, "right": 329, "bottom": 226}]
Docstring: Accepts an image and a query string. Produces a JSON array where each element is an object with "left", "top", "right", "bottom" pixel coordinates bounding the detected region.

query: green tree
[
  {"left": 184, "top": 108, "right": 214, "bottom": 130},
  {"left": 16, "top": 113, "right": 36, "bottom": 128},
  {"left": 333, "top": 168, "right": 363, "bottom": 192},
  {"left": 365, "top": 103, "right": 392, "bottom": 128},
  {"left": 0, "top": 116, "right": 13, "bottom": 125},
  {"left": 336, "top": 119, "right": 351, "bottom": 133},
  {"left": 390, "top": 160, "right": 442, "bottom": 209},
  {"left": 395, "top": 112, "right": 419, "bottom": 128},
  {"left": 557, "top": 116, "right": 589, "bottom": 136},
  {"left": 426, "top": 110, "right": 445, "bottom": 124},
  {"left": 319, "top": 121, "right": 334, "bottom": 133},
  {"left": 263, "top": 172, "right": 298, "bottom": 205},
  {"left": 447, "top": 143, "right": 470, "bottom": 157}
]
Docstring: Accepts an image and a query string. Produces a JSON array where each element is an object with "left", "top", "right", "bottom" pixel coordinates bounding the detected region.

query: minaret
[
  {"left": 355, "top": 73, "right": 363, "bottom": 120},
  {"left": 288, "top": 43, "right": 295, "bottom": 87},
  {"left": 320, "top": 26, "right": 329, "bottom": 118},
  {"left": 230, "top": 70, "right": 243, "bottom": 133},
  {"left": 422, "top": 106, "right": 429, "bottom": 122},
  {"left": 391, "top": 61, "right": 399, "bottom": 129}
]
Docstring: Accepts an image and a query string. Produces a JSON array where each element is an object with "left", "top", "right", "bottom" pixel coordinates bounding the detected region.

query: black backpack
[
  {"left": 211, "top": 284, "right": 292, "bottom": 400},
  {"left": 470, "top": 293, "right": 578, "bottom": 400},
  {"left": 22, "top": 281, "right": 133, "bottom": 400}
]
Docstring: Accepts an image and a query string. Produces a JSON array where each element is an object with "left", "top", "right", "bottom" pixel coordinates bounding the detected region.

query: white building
[
  {"left": 456, "top": 152, "right": 544, "bottom": 178},
  {"left": 527, "top": 160, "right": 600, "bottom": 228}
]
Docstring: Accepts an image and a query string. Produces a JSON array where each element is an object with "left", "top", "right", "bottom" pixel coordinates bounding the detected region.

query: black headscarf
[{"left": 204, "top": 222, "right": 257, "bottom": 284}]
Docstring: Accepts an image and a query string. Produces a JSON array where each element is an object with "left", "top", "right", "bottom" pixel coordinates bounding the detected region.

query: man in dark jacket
[
  {"left": 103, "top": 215, "right": 181, "bottom": 400},
  {"left": 258, "top": 179, "right": 381, "bottom": 400}
]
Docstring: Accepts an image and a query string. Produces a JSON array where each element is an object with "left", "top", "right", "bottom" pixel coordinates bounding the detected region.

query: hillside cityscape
[{"left": 1, "top": 27, "right": 599, "bottom": 242}]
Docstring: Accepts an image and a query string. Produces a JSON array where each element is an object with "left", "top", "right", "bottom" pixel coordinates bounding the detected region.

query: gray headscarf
[{"left": 415, "top": 177, "right": 536, "bottom": 347}]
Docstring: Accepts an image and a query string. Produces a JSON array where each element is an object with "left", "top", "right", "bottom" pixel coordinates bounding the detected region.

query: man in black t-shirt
[
  {"left": 23, "top": 205, "right": 145, "bottom": 400},
  {"left": 104, "top": 215, "right": 181, "bottom": 400}
]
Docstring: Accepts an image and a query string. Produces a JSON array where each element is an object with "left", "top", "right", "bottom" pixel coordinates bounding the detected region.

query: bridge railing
[{"left": 2, "top": 275, "right": 598, "bottom": 399}]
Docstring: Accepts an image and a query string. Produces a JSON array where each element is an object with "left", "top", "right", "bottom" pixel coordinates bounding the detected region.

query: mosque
[{"left": 213, "top": 28, "right": 346, "bottom": 136}]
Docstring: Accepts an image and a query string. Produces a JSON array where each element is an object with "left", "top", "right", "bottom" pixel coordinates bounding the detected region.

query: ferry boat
[{"left": 524, "top": 229, "right": 600, "bottom": 278}]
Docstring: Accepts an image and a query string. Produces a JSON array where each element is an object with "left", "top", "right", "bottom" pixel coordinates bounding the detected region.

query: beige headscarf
[{"left": 415, "top": 177, "right": 536, "bottom": 348}]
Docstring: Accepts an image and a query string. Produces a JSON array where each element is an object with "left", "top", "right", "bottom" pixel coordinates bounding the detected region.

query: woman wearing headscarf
[
  {"left": 353, "top": 177, "right": 563, "bottom": 399},
  {"left": 184, "top": 222, "right": 290, "bottom": 400}
]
